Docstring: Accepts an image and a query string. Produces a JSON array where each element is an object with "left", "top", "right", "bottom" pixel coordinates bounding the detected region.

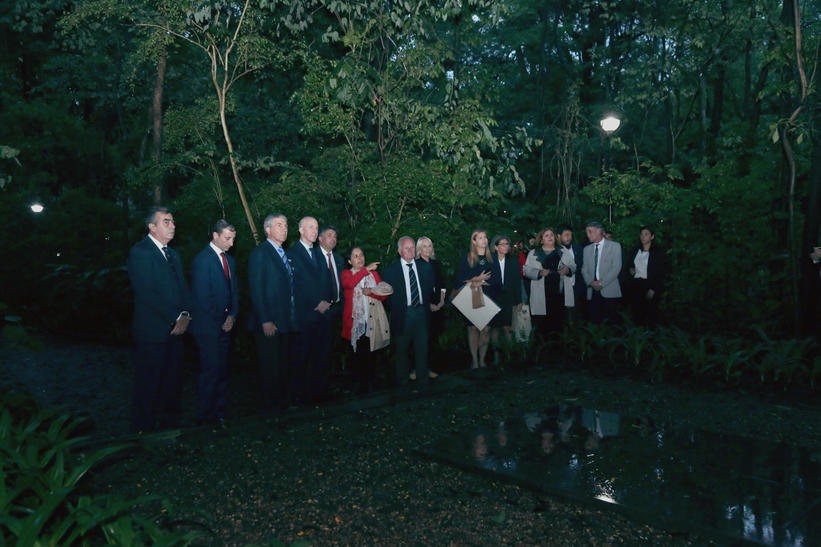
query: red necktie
[{"left": 220, "top": 252, "right": 230, "bottom": 281}]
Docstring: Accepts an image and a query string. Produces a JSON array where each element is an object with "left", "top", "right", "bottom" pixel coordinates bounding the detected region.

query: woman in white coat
[{"left": 523, "top": 227, "right": 565, "bottom": 337}]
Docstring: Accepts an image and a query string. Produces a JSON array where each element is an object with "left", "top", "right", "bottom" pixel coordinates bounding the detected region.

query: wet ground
[
  {"left": 4, "top": 338, "right": 821, "bottom": 545},
  {"left": 418, "top": 404, "right": 821, "bottom": 546}
]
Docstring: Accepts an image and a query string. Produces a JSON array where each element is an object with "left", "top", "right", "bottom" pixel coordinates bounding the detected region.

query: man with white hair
[{"left": 581, "top": 221, "right": 622, "bottom": 324}]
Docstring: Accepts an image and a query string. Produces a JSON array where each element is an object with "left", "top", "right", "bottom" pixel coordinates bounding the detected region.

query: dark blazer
[
  {"left": 248, "top": 240, "right": 294, "bottom": 334},
  {"left": 492, "top": 254, "right": 525, "bottom": 309},
  {"left": 319, "top": 248, "right": 345, "bottom": 309},
  {"left": 127, "top": 236, "right": 192, "bottom": 343},
  {"left": 625, "top": 246, "right": 668, "bottom": 293},
  {"left": 287, "top": 243, "right": 333, "bottom": 330},
  {"left": 381, "top": 258, "right": 434, "bottom": 337},
  {"left": 189, "top": 245, "right": 239, "bottom": 337}
]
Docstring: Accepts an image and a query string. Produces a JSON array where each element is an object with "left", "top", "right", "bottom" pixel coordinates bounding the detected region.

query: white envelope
[{"left": 451, "top": 285, "right": 501, "bottom": 330}]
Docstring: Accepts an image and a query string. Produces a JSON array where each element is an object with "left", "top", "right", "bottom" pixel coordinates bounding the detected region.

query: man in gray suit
[{"left": 582, "top": 221, "right": 622, "bottom": 324}]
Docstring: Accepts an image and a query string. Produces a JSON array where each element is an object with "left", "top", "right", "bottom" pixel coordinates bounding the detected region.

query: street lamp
[
  {"left": 600, "top": 116, "right": 621, "bottom": 134},
  {"left": 30, "top": 202, "right": 44, "bottom": 214},
  {"left": 599, "top": 115, "right": 621, "bottom": 223}
]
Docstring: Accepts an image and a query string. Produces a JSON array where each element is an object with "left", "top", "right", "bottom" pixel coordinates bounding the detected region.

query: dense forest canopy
[{"left": 1, "top": 0, "right": 819, "bottom": 339}]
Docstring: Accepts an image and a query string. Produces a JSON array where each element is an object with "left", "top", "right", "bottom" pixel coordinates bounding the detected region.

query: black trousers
[
  {"left": 293, "top": 318, "right": 332, "bottom": 403},
  {"left": 255, "top": 331, "right": 294, "bottom": 411},
  {"left": 628, "top": 278, "right": 660, "bottom": 328},
  {"left": 193, "top": 329, "right": 231, "bottom": 422},
  {"left": 394, "top": 306, "right": 429, "bottom": 386},
  {"left": 131, "top": 336, "right": 183, "bottom": 432},
  {"left": 587, "top": 291, "right": 620, "bottom": 325}
]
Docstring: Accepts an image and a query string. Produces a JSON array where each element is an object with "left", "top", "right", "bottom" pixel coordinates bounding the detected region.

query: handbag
[
  {"left": 512, "top": 304, "right": 532, "bottom": 342},
  {"left": 471, "top": 286, "right": 485, "bottom": 309},
  {"left": 368, "top": 299, "right": 390, "bottom": 352}
]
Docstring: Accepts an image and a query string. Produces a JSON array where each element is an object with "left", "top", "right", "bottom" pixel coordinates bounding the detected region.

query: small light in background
[{"left": 30, "top": 203, "right": 44, "bottom": 213}]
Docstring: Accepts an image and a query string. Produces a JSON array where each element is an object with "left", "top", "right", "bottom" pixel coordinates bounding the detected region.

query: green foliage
[
  {"left": 558, "top": 324, "right": 818, "bottom": 390},
  {"left": 0, "top": 397, "right": 203, "bottom": 545}
]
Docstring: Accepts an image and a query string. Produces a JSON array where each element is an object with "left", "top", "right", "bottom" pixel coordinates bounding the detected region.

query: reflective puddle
[{"left": 415, "top": 405, "right": 821, "bottom": 546}]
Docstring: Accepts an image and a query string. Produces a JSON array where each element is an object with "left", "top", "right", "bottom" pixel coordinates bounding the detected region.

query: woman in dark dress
[
  {"left": 523, "top": 227, "right": 564, "bottom": 337},
  {"left": 624, "top": 226, "right": 667, "bottom": 328},
  {"left": 489, "top": 234, "right": 524, "bottom": 363},
  {"left": 415, "top": 236, "right": 445, "bottom": 379},
  {"left": 455, "top": 229, "right": 500, "bottom": 369}
]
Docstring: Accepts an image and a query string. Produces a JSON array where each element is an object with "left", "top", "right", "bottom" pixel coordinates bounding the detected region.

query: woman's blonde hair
[
  {"left": 415, "top": 236, "right": 435, "bottom": 259},
  {"left": 468, "top": 229, "right": 494, "bottom": 267}
]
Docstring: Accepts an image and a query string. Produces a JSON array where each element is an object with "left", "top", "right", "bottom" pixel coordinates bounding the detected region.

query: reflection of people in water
[
  {"left": 580, "top": 408, "right": 621, "bottom": 452},
  {"left": 469, "top": 425, "right": 518, "bottom": 472}
]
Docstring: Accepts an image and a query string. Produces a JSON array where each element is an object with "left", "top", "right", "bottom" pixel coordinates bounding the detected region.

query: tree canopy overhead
[{"left": 1, "top": 0, "right": 819, "bottom": 337}]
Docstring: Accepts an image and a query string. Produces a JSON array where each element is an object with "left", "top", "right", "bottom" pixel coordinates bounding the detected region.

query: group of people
[{"left": 127, "top": 206, "right": 667, "bottom": 432}]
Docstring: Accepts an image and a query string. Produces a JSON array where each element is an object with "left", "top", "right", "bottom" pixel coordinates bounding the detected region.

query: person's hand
[
  {"left": 469, "top": 271, "right": 490, "bottom": 289},
  {"left": 362, "top": 287, "right": 373, "bottom": 296},
  {"left": 430, "top": 303, "right": 441, "bottom": 312},
  {"left": 315, "top": 300, "right": 331, "bottom": 313},
  {"left": 558, "top": 265, "right": 570, "bottom": 276},
  {"left": 438, "top": 291, "right": 446, "bottom": 306},
  {"left": 221, "top": 315, "right": 235, "bottom": 332},
  {"left": 646, "top": 289, "right": 655, "bottom": 300},
  {"left": 170, "top": 315, "right": 190, "bottom": 335},
  {"left": 629, "top": 267, "right": 636, "bottom": 276},
  {"left": 811, "top": 247, "right": 821, "bottom": 262},
  {"left": 590, "top": 280, "right": 603, "bottom": 291},
  {"left": 366, "top": 261, "right": 380, "bottom": 271},
  {"left": 262, "top": 321, "right": 277, "bottom": 337},
  {"left": 539, "top": 268, "right": 549, "bottom": 278}
]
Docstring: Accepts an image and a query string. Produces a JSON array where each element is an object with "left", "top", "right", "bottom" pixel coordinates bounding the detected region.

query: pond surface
[{"left": 416, "top": 404, "right": 821, "bottom": 546}]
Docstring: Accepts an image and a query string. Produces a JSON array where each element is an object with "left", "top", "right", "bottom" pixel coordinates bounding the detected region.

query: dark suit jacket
[
  {"left": 319, "top": 247, "right": 345, "bottom": 310},
  {"left": 624, "top": 246, "right": 668, "bottom": 293},
  {"left": 381, "top": 258, "right": 434, "bottom": 337},
  {"left": 127, "top": 236, "right": 192, "bottom": 343},
  {"left": 189, "top": 245, "right": 239, "bottom": 337},
  {"left": 287, "top": 243, "right": 332, "bottom": 330},
  {"left": 491, "top": 254, "right": 525, "bottom": 309},
  {"left": 248, "top": 240, "right": 294, "bottom": 334}
]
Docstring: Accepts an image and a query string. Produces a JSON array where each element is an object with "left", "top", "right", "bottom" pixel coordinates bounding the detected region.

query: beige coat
[{"left": 523, "top": 250, "right": 547, "bottom": 316}]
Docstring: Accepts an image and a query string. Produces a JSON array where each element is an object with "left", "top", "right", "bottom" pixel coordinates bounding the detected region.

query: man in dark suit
[
  {"left": 381, "top": 236, "right": 435, "bottom": 387},
  {"left": 287, "top": 216, "right": 333, "bottom": 403},
  {"left": 189, "top": 219, "right": 239, "bottom": 424},
  {"left": 248, "top": 213, "right": 295, "bottom": 411},
  {"left": 582, "top": 220, "right": 622, "bottom": 324},
  {"left": 557, "top": 223, "right": 586, "bottom": 322},
  {"left": 127, "top": 206, "right": 192, "bottom": 432},
  {"left": 318, "top": 225, "right": 345, "bottom": 374}
]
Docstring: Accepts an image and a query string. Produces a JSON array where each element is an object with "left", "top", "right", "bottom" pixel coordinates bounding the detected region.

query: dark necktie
[
  {"left": 276, "top": 246, "right": 292, "bottom": 279},
  {"left": 162, "top": 246, "right": 176, "bottom": 274},
  {"left": 163, "top": 246, "right": 182, "bottom": 291},
  {"left": 327, "top": 252, "right": 339, "bottom": 302},
  {"left": 220, "top": 252, "right": 230, "bottom": 282},
  {"left": 407, "top": 263, "right": 420, "bottom": 306},
  {"left": 593, "top": 243, "right": 600, "bottom": 281}
]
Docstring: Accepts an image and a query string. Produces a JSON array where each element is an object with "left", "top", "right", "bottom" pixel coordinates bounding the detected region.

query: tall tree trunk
[
  {"left": 150, "top": 51, "right": 166, "bottom": 204},
  {"left": 802, "top": 103, "right": 821, "bottom": 335}
]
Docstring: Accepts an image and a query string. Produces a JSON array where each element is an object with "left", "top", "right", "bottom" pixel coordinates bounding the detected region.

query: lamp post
[{"left": 600, "top": 116, "right": 621, "bottom": 224}]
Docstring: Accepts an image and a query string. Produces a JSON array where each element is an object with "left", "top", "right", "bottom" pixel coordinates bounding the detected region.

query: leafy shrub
[{"left": 0, "top": 395, "right": 203, "bottom": 546}]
